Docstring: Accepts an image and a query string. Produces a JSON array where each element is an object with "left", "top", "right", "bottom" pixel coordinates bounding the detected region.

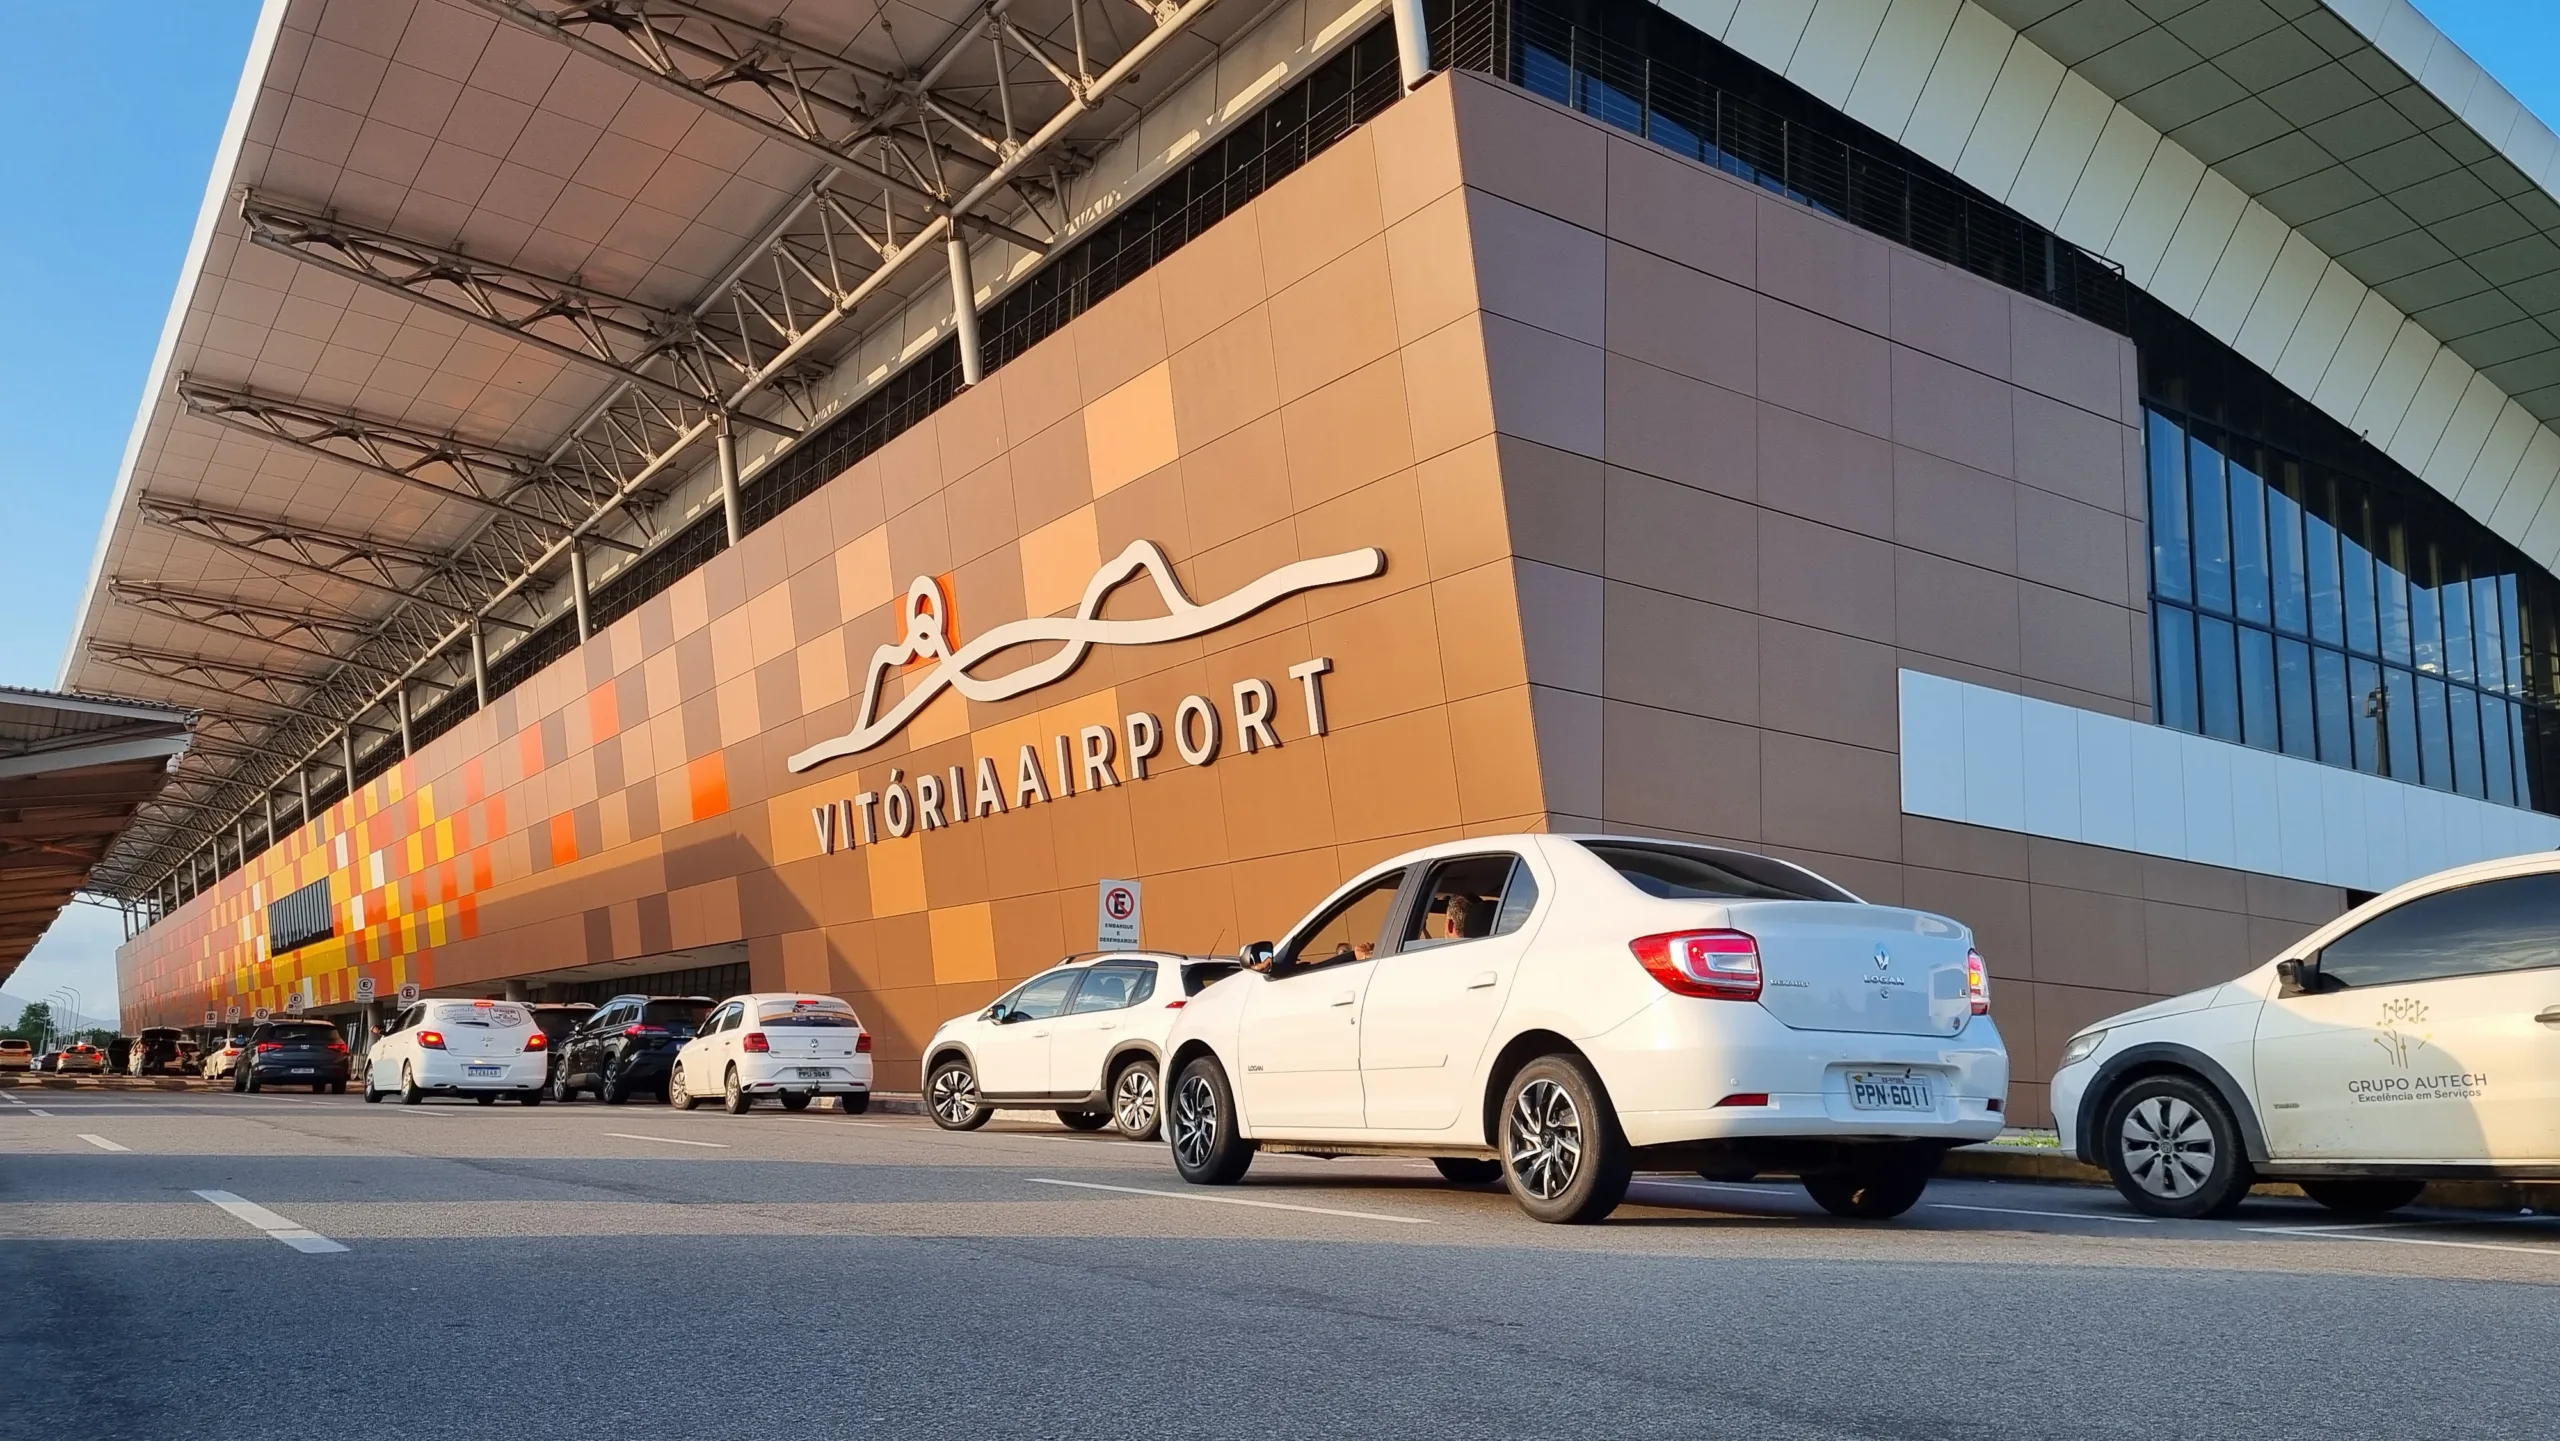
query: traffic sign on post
[
  {"left": 253, "top": 1007, "right": 272, "bottom": 1022},
  {"left": 226, "top": 1005, "right": 241, "bottom": 1024},
  {"left": 285, "top": 994, "right": 303, "bottom": 1015},
  {"left": 204, "top": 1010, "right": 218, "bottom": 1027},
  {"left": 1097, "top": 879, "right": 1142, "bottom": 949},
  {"left": 396, "top": 983, "right": 420, "bottom": 1007},
  {"left": 354, "top": 977, "right": 376, "bottom": 1004}
]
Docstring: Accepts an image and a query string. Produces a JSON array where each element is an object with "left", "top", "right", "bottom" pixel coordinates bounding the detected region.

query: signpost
[
  {"left": 396, "top": 983, "right": 420, "bottom": 1007},
  {"left": 1097, "top": 879, "right": 1142, "bottom": 950},
  {"left": 226, "top": 1005, "right": 241, "bottom": 1025},
  {"left": 285, "top": 994, "right": 303, "bottom": 1015},
  {"left": 204, "top": 1010, "right": 218, "bottom": 1027},
  {"left": 354, "top": 977, "right": 376, "bottom": 1004},
  {"left": 253, "top": 1007, "right": 272, "bottom": 1022}
]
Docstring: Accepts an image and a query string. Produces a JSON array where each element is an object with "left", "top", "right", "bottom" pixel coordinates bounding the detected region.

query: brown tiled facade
[{"left": 120, "top": 72, "right": 2350, "bottom": 1126}]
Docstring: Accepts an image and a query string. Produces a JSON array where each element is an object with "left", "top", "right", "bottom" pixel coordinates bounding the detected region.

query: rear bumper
[
  {"left": 252, "top": 1059, "right": 350, "bottom": 1083},
  {"left": 1591, "top": 996, "right": 2009, "bottom": 1150},
  {"left": 734, "top": 1056, "right": 875, "bottom": 1094},
  {"left": 412, "top": 1055, "right": 544, "bottom": 1089}
]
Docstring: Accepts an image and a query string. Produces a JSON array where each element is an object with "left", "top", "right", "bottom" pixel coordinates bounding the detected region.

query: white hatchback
[
  {"left": 670, "top": 993, "right": 874, "bottom": 1114},
  {"left": 922, "top": 953, "right": 1243, "bottom": 1139},
  {"left": 1160, "top": 835, "right": 2009, "bottom": 1223},
  {"left": 364, "top": 999, "right": 548, "bottom": 1105},
  {"left": 2054, "top": 851, "right": 2560, "bottom": 1219}
]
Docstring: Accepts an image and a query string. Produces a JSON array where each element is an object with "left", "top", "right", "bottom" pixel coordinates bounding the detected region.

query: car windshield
[
  {"left": 1182, "top": 962, "right": 1241, "bottom": 995},
  {"left": 1579, "top": 841, "right": 1856, "bottom": 904},
  {"left": 757, "top": 999, "right": 858, "bottom": 1026},
  {"left": 432, "top": 1003, "right": 526, "bottom": 1027},
  {"left": 640, "top": 1000, "right": 709, "bottom": 1028}
]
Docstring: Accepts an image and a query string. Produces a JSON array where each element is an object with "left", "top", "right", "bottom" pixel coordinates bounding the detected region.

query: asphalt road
[{"left": 4, "top": 1086, "right": 2556, "bottom": 1440}]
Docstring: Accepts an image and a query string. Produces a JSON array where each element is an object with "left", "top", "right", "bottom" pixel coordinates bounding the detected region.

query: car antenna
[{"left": 1204, "top": 927, "right": 1226, "bottom": 960}]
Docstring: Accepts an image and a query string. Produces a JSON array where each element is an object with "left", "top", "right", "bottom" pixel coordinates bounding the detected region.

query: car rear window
[
  {"left": 530, "top": 1007, "right": 590, "bottom": 1038},
  {"left": 641, "top": 1000, "right": 710, "bottom": 1027},
  {"left": 1579, "top": 841, "right": 1857, "bottom": 904},
  {"left": 431, "top": 1003, "right": 528, "bottom": 1028},
  {"left": 1182, "top": 962, "right": 1241, "bottom": 995},
  {"left": 757, "top": 998, "right": 859, "bottom": 1026},
  {"left": 264, "top": 1024, "right": 339, "bottom": 1041},
  {"left": 0, "top": 1040, "right": 29, "bottom": 1051}
]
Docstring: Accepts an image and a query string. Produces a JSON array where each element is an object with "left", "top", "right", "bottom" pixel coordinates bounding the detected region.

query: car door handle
[
  {"left": 1330, "top": 991, "right": 1356, "bottom": 1007},
  {"left": 1031, "top": 1029, "right": 1050, "bottom": 1038},
  {"left": 2536, "top": 1006, "right": 2560, "bottom": 1027},
  {"left": 1096, "top": 1023, "right": 1117, "bottom": 1033},
  {"left": 1467, "top": 972, "right": 1498, "bottom": 990}
]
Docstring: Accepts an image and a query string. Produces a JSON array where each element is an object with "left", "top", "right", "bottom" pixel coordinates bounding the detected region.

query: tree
[{"left": 6, "top": 1002, "right": 53, "bottom": 1043}]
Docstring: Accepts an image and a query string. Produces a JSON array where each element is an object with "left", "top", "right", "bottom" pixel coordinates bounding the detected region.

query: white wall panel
[
  {"left": 1657, "top": 0, "right": 1741, "bottom": 39},
  {"left": 2310, "top": 291, "right": 2403, "bottom": 419},
  {"left": 1898, "top": 669, "right": 2560, "bottom": 893},
  {"left": 1900, "top": 3, "right": 2013, "bottom": 159},
  {"left": 2381, "top": 347, "right": 2473, "bottom": 471},
  {"left": 2004, "top": 70, "right": 2110, "bottom": 227},
  {"left": 2498, "top": 429, "right": 2560, "bottom": 555},
  {"left": 2272, "top": 262, "right": 2365, "bottom": 398},
  {"left": 2455, "top": 401, "right": 2537, "bottom": 514},
  {"left": 1839, "top": 0, "right": 1960, "bottom": 138},
  {"left": 2145, "top": 170, "right": 2247, "bottom": 316},
  {"left": 2350, "top": 321, "right": 2440, "bottom": 442},
  {"left": 1721, "top": 0, "right": 1818, "bottom": 70},
  {"left": 2232, "top": 231, "right": 2326, "bottom": 363},
  {"left": 1954, "top": 37, "right": 2064, "bottom": 202},
  {"left": 2055, "top": 105, "right": 2155, "bottom": 246},
  {"left": 2425, "top": 373, "right": 2509, "bottom": 491},
  {"left": 1788, "top": 0, "right": 1892, "bottom": 109},
  {"left": 2104, "top": 143, "right": 2206, "bottom": 289},
  {"left": 2195, "top": 201, "right": 2290, "bottom": 345}
]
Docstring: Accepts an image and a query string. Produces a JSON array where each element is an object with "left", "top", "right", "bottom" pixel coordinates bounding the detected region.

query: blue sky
[{"left": 2, "top": 1, "right": 2556, "bottom": 1023}]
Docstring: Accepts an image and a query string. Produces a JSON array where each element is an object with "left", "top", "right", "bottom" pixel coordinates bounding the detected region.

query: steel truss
[{"left": 103, "top": 0, "right": 1223, "bottom": 899}]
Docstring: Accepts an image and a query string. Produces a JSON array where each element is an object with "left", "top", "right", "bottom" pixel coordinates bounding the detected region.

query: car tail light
[
  {"left": 255, "top": 1043, "right": 281, "bottom": 1053},
  {"left": 1966, "top": 948, "right": 1991, "bottom": 1016},
  {"left": 522, "top": 1032, "right": 548, "bottom": 1052},
  {"left": 327, "top": 1041, "right": 349, "bottom": 1054},
  {"left": 622, "top": 1024, "right": 665, "bottom": 1038},
  {"left": 855, "top": 1033, "right": 872, "bottom": 1053},
  {"left": 741, "top": 1031, "right": 770, "bottom": 1053},
  {"left": 1629, "top": 929, "right": 1762, "bottom": 1000},
  {"left": 1164, "top": 999, "right": 1186, "bottom": 1009},
  {"left": 1714, "top": 1093, "right": 1770, "bottom": 1107},
  {"left": 417, "top": 1030, "right": 446, "bottom": 1050}
]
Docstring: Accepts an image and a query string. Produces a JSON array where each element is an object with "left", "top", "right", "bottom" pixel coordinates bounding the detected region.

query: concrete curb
[{"left": 1944, "top": 1143, "right": 2556, "bottom": 1215}]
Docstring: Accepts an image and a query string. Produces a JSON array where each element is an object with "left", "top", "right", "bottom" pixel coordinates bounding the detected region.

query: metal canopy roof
[
  {"left": 1984, "top": 0, "right": 2560, "bottom": 422},
  {"left": 0, "top": 689, "right": 192, "bottom": 983},
  {"left": 61, "top": 0, "right": 1250, "bottom": 900}
]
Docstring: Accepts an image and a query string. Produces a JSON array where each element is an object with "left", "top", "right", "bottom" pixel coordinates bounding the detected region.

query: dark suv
[
  {"left": 528, "top": 1002, "right": 596, "bottom": 1089},
  {"left": 236, "top": 1019, "right": 352, "bottom": 1093},
  {"left": 552, "top": 995, "right": 711, "bottom": 1103}
]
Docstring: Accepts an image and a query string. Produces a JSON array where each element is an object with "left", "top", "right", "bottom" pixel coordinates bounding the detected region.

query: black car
[
  {"left": 130, "top": 1027, "right": 187, "bottom": 1076},
  {"left": 552, "top": 995, "right": 711, "bottom": 1103},
  {"left": 235, "top": 1019, "right": 352, "bottom": 1093},
  {"left": 527, "top": 1002, "right": 596, "bottom": 1089}
]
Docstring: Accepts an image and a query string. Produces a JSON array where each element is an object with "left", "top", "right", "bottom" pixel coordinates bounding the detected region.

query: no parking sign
[{"left": 1097, "top": 879, "right": 1141, "bottom": 949}]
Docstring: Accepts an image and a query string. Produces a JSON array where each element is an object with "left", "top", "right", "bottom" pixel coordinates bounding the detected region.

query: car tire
[
  {"left": 780, "top": 1093, "right": 812, "bottom": 1112},
  {"left": 840, "top": 1092, "right": 870, "bottom": 1115},
  {"left": 363, "top": 1080, "right": 383, "bottom": 1104},
  {"left": 1167, "top": 1055, "right": 1255, "bottom": 1186},
  {"left": 400, "top": 1064, "right": 425, "bottom": 1106},
  {"left": 1802, "top": 1155, "right": 1936, "bottom": 1219},
  {"left": 926, "top": 1057, "right": 991, "bottom": 1131},
  {"left": 1110, "top": 1060, "right": 1161, "bottom": 1141},
  {"left": 244, "top": 1069, "right": 262, "bottom": 1094},
  {"left": 2300, "top": 1178, "right": 2426, "bottom": 1216},
  {"left": 475, "top": 1093, "right": 497, "bottom": 1106},
  {"left": 722, "top": 1066, "right": 753, "bottom": 1114},
  {"left": 600, "top": 1064, "right": 630, "bottom": 1105},
  {"left": 1433, "top": 1157, "right": 1503, "bottom": 1186},
  {"left": 330, "top": 1081, "right": 348, "bottom": 1095},
  {"left": 2101, "top": 1073, "right": 2254, "bottom": 1219},
  {"left": 1055, "top": 1109, "right": 1110, "bottom": 1131},
  {"left": 551, "top": 1071, "right": 578, "bottom": 1104},
  {"left": 518, "top": 1091, "right": 542, "bottom": 1107},
  {"left": 669, "top": 1063, "right": 699, "bottom": 1112},
  {"left": 1498, "top": 1054, "right": 1632, "bottom": 1225}
]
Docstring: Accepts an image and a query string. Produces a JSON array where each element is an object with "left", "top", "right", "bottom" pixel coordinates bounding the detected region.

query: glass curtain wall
[{"left": 2142, "top": 302, "right": 2559, "bottom": 813}]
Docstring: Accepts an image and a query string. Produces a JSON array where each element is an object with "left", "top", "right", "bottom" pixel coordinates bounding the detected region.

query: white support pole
[
  {"left": 263, "top": 791, "right": 276, "bottom": 850},
  {"left": 947, "top": 233, "right": 984, "bottom": 388},
  {"left": 470, "top": 622, "right": 490, "bottom": 708},
  {"left": 1391, "top": 0, "right": 1431, "bottom": 92},
  {"left": 570, "top": 544, "right": 593, "bottom": 643},
  {"left": 340, "top": 729, "right": 356, "bottom": 796},
  {"left": 397, "top": 690, "right": 413, "bottom": 757},
  {"left": 298, "top": 767, "right": 311, "bottom": 823},
  {"left": 717, "top": 418, "right": 743, "bottom": 547}
]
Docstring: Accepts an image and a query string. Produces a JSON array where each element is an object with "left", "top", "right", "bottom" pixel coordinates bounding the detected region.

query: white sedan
[
  {"left": 1160, "top": 835, "right": 2008, "bottom": 1223},
  {"left": 364, "top": 999, "right": 547, "bottom": 1105},
  {"left": 2054, "top": 851, "right": 2560, "bottom": 1219},
  {"left": 922, "top": 952, "right": 1244, "bottom": 1139},
  {"left": 670, "top": 993, "right": 874, "bottom": 1114}
]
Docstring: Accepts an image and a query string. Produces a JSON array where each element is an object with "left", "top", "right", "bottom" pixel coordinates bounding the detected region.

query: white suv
[
  {"left": 671, "top": 993, "right": 875, "bottom": 1114},
  {"left": 924, "top": 953, "right": 1244, "bottom": 1139},
  {"left": 1160, "top": 835, "right": 2008, "bottom": 1223},
  {"left": 2055, "top": 851, "right": 2560, "bottom": 1219}
]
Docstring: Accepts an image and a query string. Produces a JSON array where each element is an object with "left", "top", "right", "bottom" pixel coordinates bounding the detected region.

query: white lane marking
[
  {"left": 1029, "top": 1177, "right": 1436, "bottom": 1225},
  {"left": 25, "top": 1108, "right": 51, "bottom": 1118},
  {"left": 0, "top": 1092, "right": 25, "bottom": 1106},
  {"left": 75, "top": 1134, "right": 130, "bottom": 1153},
  {"left": 2245, "top": 1224, "right": 2560, "bottom": 1257},
  {"left": 193, "top": 1190, "right": 349, "bottom": 1254},
  {"left": 604, "top": 1132, "right": 728, "bottom": 1148},
  {"left": 1929, "top": 1202, "right": 2157, "bottom": 1225},
  {"left": 1643, "top": 1179, "right": 1783, "bottom": 1196}
]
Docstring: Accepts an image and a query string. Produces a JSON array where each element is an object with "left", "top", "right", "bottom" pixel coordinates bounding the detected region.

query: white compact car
[
  {"left": 202, "top": 1035, "right": 248, "bottom": 1081},
  {"left": 922, "top": 952, "right": 1244, "bottom": 1139},
  {"left": 2054, "top": 851, "right": 2560, "bottom": 1220},
  {"left": 363, "top": 999, "right": 547, "bottom": 1105},
  {"left": 670, "top": 993, "right": 875, "bottom": 1114},
  {"left": 1159, "top": 835, "right": 2008, "bottom": 1223}
]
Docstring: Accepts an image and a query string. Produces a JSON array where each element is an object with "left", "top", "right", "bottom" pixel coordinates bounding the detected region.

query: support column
[
  {"left": 263, "top": 792, "right": 276, "bottom": 851},
  {"left": 298, "top": 767, "right": 310, "bottom": 822},
  {"left": 570, "top": 545, "right": 592, "bottom": 643},
  {"left": 503, "top": 979, "right": 529, "bottom": 1002},
  {"left": 1391, "top": 0, "right": 1432, "bottom": 92},
  {"left": 947, "top": 233, "right": 984, "bottom": 388},
  {"left": 340, "top": 729, "right": 356, "bottom": 796},
  {"left": 470, "top": 623, "right": 490, "bottom": 708},
  {"left": 716, "top": 418, "right": 743, "bottom": 547},
  {"left": 397, "top": 690, "right": 413, "bottom": 758}
]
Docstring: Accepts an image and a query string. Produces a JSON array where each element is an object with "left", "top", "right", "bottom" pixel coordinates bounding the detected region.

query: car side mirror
[
  {"left": 2276, "top": 958, "right": 2316, "bottom": 998},
  {"left": 982, "top": 1004, "right": 1008, "bottom": 1023},
  {"left": 1240, "top": 941, "right": 1276, "bottom": 973}
]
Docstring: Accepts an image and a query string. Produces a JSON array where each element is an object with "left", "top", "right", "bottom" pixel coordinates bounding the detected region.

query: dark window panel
[
  {"left": 2451, "top": 685, "right": 2486, "bottom": 798},
  {"left": 2473, "top": 575, "right": 2507, "bottom": 695},
  {"left": 2267, "top": 468, "right": 2310, "bottom": 637},
  {"left": 2349, "top": 656, "right": 2384, "bottom": 776},
  {"left": 2239, "top": 626, "right": 2279, "bottom": 751},
  {"left": 2374, "top": 498, "right": 2413, "bottom": 667},
  {"left": 2148, "top": 411, "right": 2193, "bottom": 605},
  {"left": 2305, "top": 496, "right": 2346, "bottom": 648},
  {"left": 2199, "top": 617, "right": 2242, "bottom": 742},
  {"left": 2383, "top": 665, "right": 2420, "bottom": 783},
  {"left": 2418, "top": 676, "right": 2453, "bottom": 792},
  {"left": 2499, "top": 574, "right": 2526, "bottom": 701},
  {"left": 2190, "top": 432, "right": 2233, "bottom": 616},
  {"left": 2483, "top": 696, "right": 2517, "bottom": 806},
  {"left": 2314, "top": 645, "right": 2354, "bottom": 769},
  {"left": 2443, "top": 557, "right": 2477, "bottom": 685},
  {"left": 2229, "top": 445, "right": 2271, "bottom": 627},
  {"left": 2157, "top": 604, "right": 2199, "bottom": 732},
  {"left": 2277, "top": 637, "right": 2317, "bottom": 759},
  {"left": 2410, "top": 545, "right": 2445, "bottom": 681}
]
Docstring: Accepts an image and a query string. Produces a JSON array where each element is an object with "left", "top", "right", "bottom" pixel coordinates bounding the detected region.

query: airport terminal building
[{"left": 89, "top": 0, "right": 2560, "bottom": 1123}]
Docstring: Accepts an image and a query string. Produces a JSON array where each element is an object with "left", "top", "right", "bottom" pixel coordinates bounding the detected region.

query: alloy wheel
[
  {"left": 1113, "top": 1065, "right": 1158, "bottom": 1136},
  {"left": 1506, "top": 1078, "right": 1584, "bottom": 1201},
  {"left": 1170, "top": 1072, "right": 1219, "bottom": 1170},
  {"left": 930, "top": 1065, "right": 979, "bottom": 1126},
  {"left": 2120, "top": 1094, "right": 2214, "bottom": 1199}
]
